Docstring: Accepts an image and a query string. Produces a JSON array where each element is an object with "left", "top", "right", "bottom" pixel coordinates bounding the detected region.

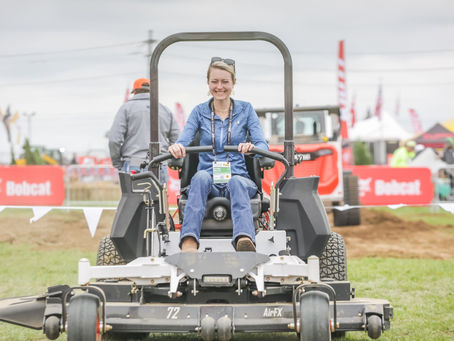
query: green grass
[
  {"left": 372, "top": 206, "right": 454, "bottom": 227},
  {"left": 1, "top": 242, "right": 453, "bottom": 341},
  {"left": 346, "top": 258, "right": 454, "bottom": 341},
  {"left": 0, "top": 244, "right": 97, "bottom": 341}
]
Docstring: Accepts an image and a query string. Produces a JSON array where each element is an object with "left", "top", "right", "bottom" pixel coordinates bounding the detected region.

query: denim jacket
[{"left": 176, "top": 98, "right": 268, "bottom": 178}]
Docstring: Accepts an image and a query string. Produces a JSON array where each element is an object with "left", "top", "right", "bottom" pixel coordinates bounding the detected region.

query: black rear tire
[
  {"left": 96, "top": 236, "right": 125, "bottom": 266},
  {"left": 320, "top": 232, "right": 347, "bottom": 281},
  {"left": 300, "top": 291, "right": 331, "bottom": 341},
  {"left": 333, "top": 173, "right": 361, "bottom": 226},
  {"left": 67, "top": 293, "right": 101, "bottom": 341}
]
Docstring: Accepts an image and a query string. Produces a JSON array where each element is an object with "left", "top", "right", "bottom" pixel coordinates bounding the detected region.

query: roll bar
[{"left": 149, "top": 31, "right": 295, "bottom": 177}]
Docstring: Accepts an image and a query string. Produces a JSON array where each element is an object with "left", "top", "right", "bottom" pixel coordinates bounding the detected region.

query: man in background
[
  {"left": 441, "top": 137, "right": 454, "bottom": 165},
  {"left": 390, "top": 140, "right": 416, "bottom": 167},
  {"left": 108, "top": 78, "right": 180, "bottom": 184}
]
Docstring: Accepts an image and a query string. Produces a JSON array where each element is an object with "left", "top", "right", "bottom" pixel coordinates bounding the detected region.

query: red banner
[
  {"left": 142, "top": 165, "right": 435, "bottom": 207},
  {"left": 350, "top": 166, "right": 433, "bottom": 205},
  {"left": 167, "top": 168, "right": 180, "bottom": 205},
  {"left": 0, "top": 166, "right": 65, "bottom": 206},
  {"left": 263, "top": 143, "right": 339, "bottom": 196}
]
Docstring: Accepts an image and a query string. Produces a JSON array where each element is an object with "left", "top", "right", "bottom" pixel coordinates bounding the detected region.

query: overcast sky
[{"left": 1, "top": 0, "right": 454, "bottom": 162}]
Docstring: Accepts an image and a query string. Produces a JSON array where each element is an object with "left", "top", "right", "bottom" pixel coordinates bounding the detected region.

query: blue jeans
[
  {"left": 121, "top": 161, "right": 169, "bottom": 185},
  {"left": 179, "top": 170, "right": 258, "bottom": 248}
]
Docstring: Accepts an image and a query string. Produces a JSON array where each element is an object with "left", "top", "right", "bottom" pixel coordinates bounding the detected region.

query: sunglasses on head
[{"left": 210, "top": 57, "right": 235, "bottom": 70}]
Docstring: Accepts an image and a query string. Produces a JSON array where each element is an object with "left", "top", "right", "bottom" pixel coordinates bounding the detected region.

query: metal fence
[
  {"left": 63, "top": 164, "right": 454, "bottom": 208},
  {"left": 64, "top": 165, "right": 120, "bottom": 206}
]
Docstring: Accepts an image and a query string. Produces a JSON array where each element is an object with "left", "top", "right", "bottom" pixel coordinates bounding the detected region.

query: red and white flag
[
  {"left": 374, "top": 84, "right": 383, "bottom": 120},
  {"left": 338, "top": 40, "right": 348, "bottom": 138},
  {"left": 409, "top": 108, "right": 423, "bottom": 134},
  {"left": 350, "top": 93, "right": 356, "bottom": 128},
  {"left": 174, "top": 102, "right": 185, "bottom": 131},
  {"left": 124, "top": 87, "right": 130, "bottom": 103},
  {"left": 394, "top": 94, "right": 400, "bottom": 116}
]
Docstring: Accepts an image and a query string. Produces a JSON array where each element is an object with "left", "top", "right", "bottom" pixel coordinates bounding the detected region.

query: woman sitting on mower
[{"left": 168, "top": 57, "right": 268, "bottom": 253}]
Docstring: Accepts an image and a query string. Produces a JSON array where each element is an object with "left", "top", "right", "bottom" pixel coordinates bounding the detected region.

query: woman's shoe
[
  {"left": 236, "top": 237, "right": 256, "bottom": 252},
  {"left": 181, "top": 236, "right": 198, "bottom": 252}
]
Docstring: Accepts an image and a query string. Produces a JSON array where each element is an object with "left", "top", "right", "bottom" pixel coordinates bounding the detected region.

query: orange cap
[{"left": 131, "top": 78, "right": 150, "bottom": 93}]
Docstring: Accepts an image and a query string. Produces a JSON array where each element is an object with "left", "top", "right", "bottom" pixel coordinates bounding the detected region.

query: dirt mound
[
  {"left": 1, "top": 208, "right": 453, "bottom": 259},
  {"left": 1, "top": 210, "right": 114, "bottom": 252},
  {"left": 332, "top": 209, "right": 454, "bottom": 259}
]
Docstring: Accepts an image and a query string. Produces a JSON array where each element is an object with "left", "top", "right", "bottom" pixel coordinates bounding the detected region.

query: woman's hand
[
  {"left": 168, "top": 143, "right": 186, "bottom": 159},
  {"left": 238, "top": 142, "right": 254, "bottom": 155}
]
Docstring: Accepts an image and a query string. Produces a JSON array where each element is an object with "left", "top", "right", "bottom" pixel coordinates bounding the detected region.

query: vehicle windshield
[{"left": 263, "top": 111, "right": 326, "bottom": 143}]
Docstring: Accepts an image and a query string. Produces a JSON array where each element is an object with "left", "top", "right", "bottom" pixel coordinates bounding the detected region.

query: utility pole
[
  {"left": 23, "top": 112, "right": 36, "bottom": 143},
  {"left": 145, "top": 30, "right": 156, "bottom": 77}
]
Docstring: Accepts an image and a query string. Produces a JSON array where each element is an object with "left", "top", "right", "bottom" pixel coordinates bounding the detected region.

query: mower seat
[{"left": 169, "top": 148, "right": 274, "bottom": 238}]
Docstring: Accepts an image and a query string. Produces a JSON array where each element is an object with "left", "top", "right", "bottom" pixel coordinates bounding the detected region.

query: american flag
[
  {"left": 374, "top": 84, "right": 383, "bottom": 120},
  {"left": 350, "top": 94, "right": 356, "bottom": 128},
  {"left": 124, "top": 86, "right": 130, "bottom": 103},
  {"left": 409, "top": 108, "right": 423, "bottom": 134},
  {"left": 2, "top": 105, "right": 12, "bottom": 142},
  {"left": 174, "top": 102, "right": 185, "bottom": 131}
]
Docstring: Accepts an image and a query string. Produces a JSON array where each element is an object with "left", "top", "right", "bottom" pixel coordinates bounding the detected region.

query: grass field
[
  {"left": 0, "top": 206, "right": 453, "bottom": 340},
  {"left": 1, "top": 243, "right": 453, "bottom": 341},
  {"left": 373, "top": 206, "right": 454, "bottom": 227}
]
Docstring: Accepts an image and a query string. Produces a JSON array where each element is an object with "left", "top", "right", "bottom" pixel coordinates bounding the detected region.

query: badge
[{"left": 213, "top": 161, "right": 231, "bottom": 184}]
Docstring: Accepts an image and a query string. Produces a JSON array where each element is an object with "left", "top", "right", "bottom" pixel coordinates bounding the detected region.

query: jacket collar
[
  {"left": 200, "top": 98, "right": 243, "bottom": 119},
  {"left": 129, "top": 93, "right": 150, "bottom": 101}
]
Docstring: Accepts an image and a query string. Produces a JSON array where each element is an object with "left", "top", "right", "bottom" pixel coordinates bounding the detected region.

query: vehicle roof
[{"left": 255, "top": 105, "right": 340, "bottom": 117}]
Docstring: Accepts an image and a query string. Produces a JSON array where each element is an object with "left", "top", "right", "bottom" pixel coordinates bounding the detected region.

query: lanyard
[{"left": 211, "top": 100, "right": 233, "bottom": 162}]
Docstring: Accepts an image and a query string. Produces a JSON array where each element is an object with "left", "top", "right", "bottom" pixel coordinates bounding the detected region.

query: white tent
[
  {"left": 410, "top": 148, "right": 447, "bottom": 174},
  {"left": 349, "top": 111, "right": 412, "bottom": 142}
]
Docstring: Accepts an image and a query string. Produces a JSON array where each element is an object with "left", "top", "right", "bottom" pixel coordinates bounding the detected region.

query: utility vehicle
[{"left": 256, "top": 105, "right": 361, "bottom": 226}]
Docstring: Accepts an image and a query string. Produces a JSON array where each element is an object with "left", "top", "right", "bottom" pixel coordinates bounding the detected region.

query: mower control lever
[
  {"left": 145, "top": 145, "right": 290, "bottom": 185},
  {"left": 130, "top": 170, "right": 161, "bottom": 184}
]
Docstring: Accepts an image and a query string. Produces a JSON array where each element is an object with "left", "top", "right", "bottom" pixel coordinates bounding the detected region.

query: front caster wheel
[
  {"left": 367, "top": 315, "right": 382, "bottom": 339},
  {"left": 300, "top": 290, "right": 331, "bottom": 341},
  {"left": 67, "top": 293, "right": 102, "bottom": 341}
]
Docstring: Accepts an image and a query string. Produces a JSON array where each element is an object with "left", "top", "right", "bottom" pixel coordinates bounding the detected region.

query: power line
[
  {"left": 0, "top": 52, "right": 144, "bottom": 65},
  {"left": 0, "top": 72, "right": 136, "bottom": 87},
  {"left": 2, "top": 36, "right": 454, "bottom": 59},
  {"left": 163, "top": 40, "right": 454, "bottom": 56},
  {"left": 158, "top": 51, "right": 454, "bottom": 73},
  {"left": 0, "top": 41, "right": 146, "bottom": 58},
  {"left": 2, "top": 69, "right": 453, "bottom": 88},
  {"left": 310, "top": 66, "right": 454, "bottom": 73}
]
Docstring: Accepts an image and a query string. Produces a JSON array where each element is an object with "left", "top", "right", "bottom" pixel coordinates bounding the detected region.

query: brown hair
[
  {"left": 133, "top": 88, "right": 150, "bottom": 94},
  {"left": 206, "top": 61, "right": 236, "bottom": 83}
]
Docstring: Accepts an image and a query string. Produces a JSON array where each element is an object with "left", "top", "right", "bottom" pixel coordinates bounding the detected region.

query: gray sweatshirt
[{"left": 108, "top": 93, "right": 181, "bottom": 169}]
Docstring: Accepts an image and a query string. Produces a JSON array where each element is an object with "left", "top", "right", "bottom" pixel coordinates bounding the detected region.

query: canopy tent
[
  {"left": 414, "top": 122, "right": 454, "bottom": 148},
  {"left": 442, "top": 117, "right": 454, "bottom": 132},
  {"left": 349, "top": 111, "right": 412, "bottom": 142},
  {"left": 410, "top": 147, "right": 447, "bottom": 174}
]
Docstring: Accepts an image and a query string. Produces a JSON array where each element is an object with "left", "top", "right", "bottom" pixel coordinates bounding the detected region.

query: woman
[{"left": 168, "top": 57, "right": 268, "bottom": 252}]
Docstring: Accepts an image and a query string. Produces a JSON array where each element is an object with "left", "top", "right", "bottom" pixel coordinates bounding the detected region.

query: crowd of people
[
  {"left": 390, "top": 137, "right": 454, "bottom": 201},
  {"left": 390, "top": 137, "right": 454, "bottom": 167}
]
